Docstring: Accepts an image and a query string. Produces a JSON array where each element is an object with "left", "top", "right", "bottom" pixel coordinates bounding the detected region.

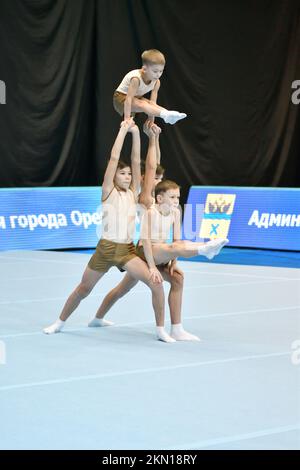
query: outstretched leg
[
  {"left": 43, "top": 267, "right": 105, "bottom": 334},
  {"left": 131, "top": 97, "right": 187, "bottom": 125},
  {"left": 88, "top": 273, "right": 138, "bottom": 327},
  {"left": 151, "top": 239, "right": 229, "bottom": 265}
]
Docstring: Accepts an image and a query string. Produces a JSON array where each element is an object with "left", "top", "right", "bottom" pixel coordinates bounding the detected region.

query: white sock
[
  {"left": 159, "top": 109, "right": 169, "bottom": 120},
  {"left": 198, "top": 238, "right": 229, "bottom": 260},
  {"left": 170, "top": 323, "right": 201, "bottom": 341},
  {"left": 160, "top": 110, "right": 187, "bottom": 124},
  {"left": 88, "top": 317, "right": 114, "bottom": 327},
  {"left": 43, "top": 319, "right": 65, "bottom": 335},
  {"left": 156, "top": 326, "right": 176, "bottom": 343}
]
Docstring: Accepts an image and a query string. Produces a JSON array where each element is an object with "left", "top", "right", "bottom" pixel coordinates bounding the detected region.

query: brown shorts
[
  {"left": 88, "top": 239, "right": 137, "bottom": 273},
  {"left": 135, "top": 244, "right": 147, "bottom": 262},
  {"left": 113, "top": 91, "right": 126, "bottom": 116},
  {"left": 113, "top": 90, "right": 139, "bottom": 117}
]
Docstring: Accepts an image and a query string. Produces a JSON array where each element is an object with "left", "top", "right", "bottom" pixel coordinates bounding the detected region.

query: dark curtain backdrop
[{"left": 0, "top": 0, "right": 299, "bottom": 201}]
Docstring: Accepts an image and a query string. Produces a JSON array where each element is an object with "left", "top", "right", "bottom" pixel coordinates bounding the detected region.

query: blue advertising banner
[
  {"left": 183, "top": 187, "right": 300, "bottom": 251},
  {"left": 0, "top": 187, "right": 103, "bottom": 250},
  {"left": 1, "top": 186, "right": 299, "bottom": 252}
]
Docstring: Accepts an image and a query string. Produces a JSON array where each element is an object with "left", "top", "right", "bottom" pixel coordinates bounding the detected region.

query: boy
[
  {"left": 113, "top": 49, "right": 187, "bottom": 124},
  {"left": 138, "top": 180, "right": 229, "bottom": 272},
  {"left": 43, "top": 120, "right": 174, "bottom": 342},
  {"left": 88, "top": 125, "right": 218, "bottom": 341},
  {"left": 89, "top": 123, "right": 198, "bottom": 341}
]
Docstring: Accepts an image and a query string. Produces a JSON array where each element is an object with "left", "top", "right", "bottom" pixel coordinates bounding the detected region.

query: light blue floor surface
[{"left": 0, "top": 250, "right": 299, "bottom": 450}]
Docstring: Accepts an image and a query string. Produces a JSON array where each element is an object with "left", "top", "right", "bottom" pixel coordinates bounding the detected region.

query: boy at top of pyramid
[{"left": 113, "top": 49, "right": 187, "bottom": 125}]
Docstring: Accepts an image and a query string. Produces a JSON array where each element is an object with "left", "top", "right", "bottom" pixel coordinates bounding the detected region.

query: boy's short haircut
[
  {"left": 117, "top": 160, "right": 131, "bottom": 171},
  {"left": 141, "top": 49, "right": 166, "bottom": 66},
  {"left": 140, "top": 160, "right": 165, "bottom": 176},
  {"left": 156, "top": 164, "right": 165, "bottom": 176},
  {"left": 155, "top": 180, "right": 180, "bottom": 200}
]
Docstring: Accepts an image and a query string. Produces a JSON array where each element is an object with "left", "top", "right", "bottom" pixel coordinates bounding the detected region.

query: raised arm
[
  {"left": 145, "top": 119, "right": 161, "bottom": 164},
  {"left": 124, "top": 77, "right": 140, "bottom": 121},
  {"left": 102, "top": 119, "right": 133, "bottom": 200},
  {"left": 155, "top": 124, "right": 161, "bottom": 165},
  {"left": 128, "top": 124, "right": 141, "bottom": 199},
  {"left": 139, "top": 124, "right": 158, "bottom": 209}
]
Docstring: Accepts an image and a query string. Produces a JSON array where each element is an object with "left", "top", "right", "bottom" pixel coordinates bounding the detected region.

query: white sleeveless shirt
[
  {"left": 116, "top": 69, "right": 157, "bottom": 97},
  {"left": 140, "top": 205, "right": 175, "bottom": 244},
  {"left": 101, "top": 187, "right": 136, "bottom": 243}
]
